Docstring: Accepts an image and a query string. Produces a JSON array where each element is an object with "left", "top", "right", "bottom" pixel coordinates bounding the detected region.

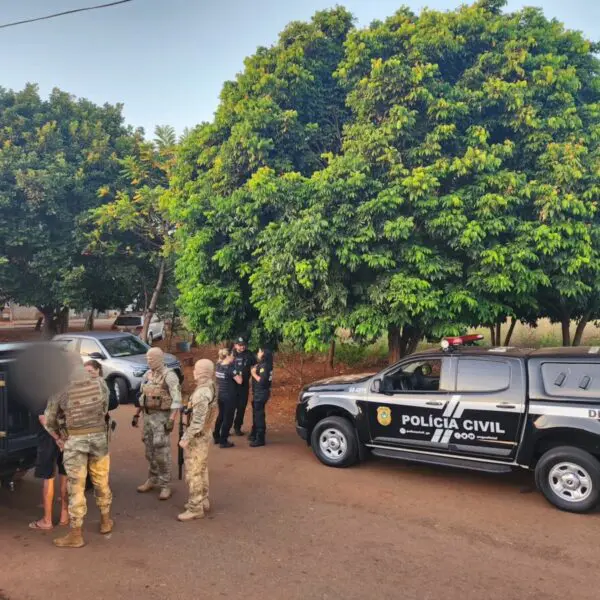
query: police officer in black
[
  {"left": 249, "top": 348, "right": 273, "bottom": 447},
  {"left": 214, "top": 348, "right": 242, "bottom": 448},
  {"left": 232, "top": 336, "right": 256, "bottom": 436}
]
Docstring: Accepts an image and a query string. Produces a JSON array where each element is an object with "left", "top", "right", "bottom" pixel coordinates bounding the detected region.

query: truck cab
[
  {"left": 0, "top": 343, "right": 39, "bottom": 488},
  {"left": 296, "top": 336, "right": 600, "bottom": 513}
]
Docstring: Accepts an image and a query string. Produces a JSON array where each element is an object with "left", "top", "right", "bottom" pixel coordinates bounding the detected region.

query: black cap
[{"left": 235, "top": 336, "right": 246, "bottom": 345}]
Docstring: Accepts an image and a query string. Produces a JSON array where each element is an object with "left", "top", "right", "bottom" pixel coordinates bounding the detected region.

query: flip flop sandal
[
  {"left": 59, "top": 518, "right": 69, "bottom": 526},
  {"left": 29, "top": 520, "right": 53, "bottom": 531}
]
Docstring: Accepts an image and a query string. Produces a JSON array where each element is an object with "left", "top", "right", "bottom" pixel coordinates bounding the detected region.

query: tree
[
  {"left": 223, "top": 1, "right": 600, "bottom": 359},
  {"left": 91, "top": 126, "right": 178, "bottom": 343},
  {"left": 0, "top": 84, "right": 137, "bottom": 334},
  {"left": 171, "top": 8, "right": 355, "bottom": 347}
]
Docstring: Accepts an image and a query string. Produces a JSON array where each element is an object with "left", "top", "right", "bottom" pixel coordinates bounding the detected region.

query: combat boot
[
  {"left": 53, "top": 527, "right": 85, "bottom": 548},
  {"left": 203, "top": 499, "right": 211, "bottom": 513},
  {"left": 137, "top": 479, "right": 155, "bottom": 493},
  {"left": 248, "top": 430, "right": 256, "bottom": 443},
  {"left": 177, "top": 509, "right": 204, "bottom": 522},
  {"left": 159, "top": 487, "right": 172, "bottom": 501},
  {"left": 100, "top": 513, "right": 114, "bottom": 534}
]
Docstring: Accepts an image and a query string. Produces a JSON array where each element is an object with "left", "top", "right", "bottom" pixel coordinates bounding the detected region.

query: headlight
[{"left": 133, "top": 369, "right": 147, "bottom": 378}]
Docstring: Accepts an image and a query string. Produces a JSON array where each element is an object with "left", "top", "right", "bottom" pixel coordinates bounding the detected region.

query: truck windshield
[{"left": 102, "top": 336, "right": 149, "bottom": 358}]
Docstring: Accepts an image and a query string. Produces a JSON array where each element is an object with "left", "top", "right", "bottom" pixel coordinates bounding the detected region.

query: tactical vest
[
  {"left": 64, "top": 379, "right": 106, "bottom": 433},
  {"left": 142, "top": 369, "right": 173, "bottom": 411}
]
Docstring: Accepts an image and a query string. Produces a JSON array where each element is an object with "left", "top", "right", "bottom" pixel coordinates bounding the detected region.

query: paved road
[{"left": 1, "top": 406, "right": 598, "bottom": 600}]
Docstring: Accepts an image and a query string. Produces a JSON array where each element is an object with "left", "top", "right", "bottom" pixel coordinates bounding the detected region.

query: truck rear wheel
[
  {"left": 310, "top": 416, "right": 359, "bottom": 468},
  {"left": 535, "top": 446, "right": 600, "bottom": 513}
]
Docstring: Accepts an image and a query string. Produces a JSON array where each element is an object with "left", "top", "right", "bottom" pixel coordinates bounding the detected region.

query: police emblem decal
[{"left": 377, "top": 406, "right": 392, "bottom": 426}]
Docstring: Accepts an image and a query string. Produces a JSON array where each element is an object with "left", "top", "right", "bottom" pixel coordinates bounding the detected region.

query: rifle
[
  {"left": 178, "top": 408, "right": 185, "bottom": 480},
  {"left": 178, "top": 404, "right": 190, "bottom": 480}
]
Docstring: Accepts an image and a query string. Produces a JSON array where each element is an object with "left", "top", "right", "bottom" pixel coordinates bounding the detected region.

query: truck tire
[
  {"left": 535, "top": 446, "right": 600, "bottom": 513},
  {"left": 310, "top": 416, "right": 359, "bottom": 468}
]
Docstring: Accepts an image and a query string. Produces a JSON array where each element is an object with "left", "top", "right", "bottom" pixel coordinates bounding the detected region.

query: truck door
[
  {"left": 447, "top": 356, "right": 526, "bottom": 459},
  {"left": 365, "top": 355, "right": 458, "bottom": 450}
]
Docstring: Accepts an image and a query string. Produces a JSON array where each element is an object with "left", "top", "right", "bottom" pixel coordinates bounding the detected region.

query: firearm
[{"left": 178, "top": 403, "right": 191, "bottom": 480}]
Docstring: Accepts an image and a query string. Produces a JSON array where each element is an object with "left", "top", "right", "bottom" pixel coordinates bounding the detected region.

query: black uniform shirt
[
  {"left": 216, "top": 362, "right": 240, "bottom": 401},
  {"left": 252, "top": 360, "right": 273, "bottom": 396},
  {"left": 233, "top": 349, "right": 256, "bottom": 385}
]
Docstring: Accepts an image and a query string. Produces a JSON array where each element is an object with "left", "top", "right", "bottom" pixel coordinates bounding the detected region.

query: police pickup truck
[{"left": 295, "top": 335, "right": 600, "bottom": 513}]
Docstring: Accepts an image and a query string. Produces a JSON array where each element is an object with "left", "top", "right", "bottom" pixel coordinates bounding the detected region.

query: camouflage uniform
[
  {"left": 45, "top": 362, "right": 111, "bottom": 547},
  {"left": 182, "top": 382, "right": 217, "bottom": 516},
  {"left": 139, "top": 367, "right": 182, "bottom": 493}
]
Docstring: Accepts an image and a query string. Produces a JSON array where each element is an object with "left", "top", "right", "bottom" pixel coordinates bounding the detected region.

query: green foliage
[
  {"left": 171, "top": 8, "right": 355, "bottom": 345},
  {"left": 0, "top": 84, "right": 138, "bottom": 323},
  {"left": 173, "top": 1, "right": 600, "bottom": 355}
]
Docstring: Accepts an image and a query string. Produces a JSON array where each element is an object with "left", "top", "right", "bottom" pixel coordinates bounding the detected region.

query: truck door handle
[
  {"left": 496, "top": 403, "right": 516, "bottom": 409},
  {"left": 426, "top": 401, "right": 443, "bottom": 406}
]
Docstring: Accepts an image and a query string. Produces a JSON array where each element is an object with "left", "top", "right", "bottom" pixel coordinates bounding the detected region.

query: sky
[{"left": 1, "top": 0, "right": 598, "bottom": 135}]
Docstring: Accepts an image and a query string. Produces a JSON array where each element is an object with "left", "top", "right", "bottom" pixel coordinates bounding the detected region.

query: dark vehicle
[
  {"left": 296, "top": 335, "right": 600, "bottom": 513},
  {"left": 0, "top": 343, "right": 39, "bottom": 487}
]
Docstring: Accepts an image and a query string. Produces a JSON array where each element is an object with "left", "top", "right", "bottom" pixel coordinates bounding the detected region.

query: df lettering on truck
[{"left": 295, "top": 335, "right": 600, "bottom": 513}]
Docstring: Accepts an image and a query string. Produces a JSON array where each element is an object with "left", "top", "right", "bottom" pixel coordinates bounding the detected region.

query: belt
[
  {"left": 66, "top": 426, "right": 106, "bottom": 436},
  {"left": 144, "top": 408, "right": 170, "bottom": 414}
]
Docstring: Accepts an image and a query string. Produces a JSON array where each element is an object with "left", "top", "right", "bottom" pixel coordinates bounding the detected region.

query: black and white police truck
[{"left": 295, "top": 335, "right": 600, "bottom": 513}]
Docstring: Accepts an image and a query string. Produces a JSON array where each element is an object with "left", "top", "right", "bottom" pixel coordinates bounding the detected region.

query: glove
[
  {"left": 164, "top": 419, "right": 174, "bottom": 433},
  {"left": 131, "top": 414, "right": 140, "bottom": 428}
]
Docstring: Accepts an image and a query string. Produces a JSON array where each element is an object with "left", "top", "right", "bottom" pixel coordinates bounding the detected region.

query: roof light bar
[{"left": 441, "top": 334, "right": 484, "bottom": 351}]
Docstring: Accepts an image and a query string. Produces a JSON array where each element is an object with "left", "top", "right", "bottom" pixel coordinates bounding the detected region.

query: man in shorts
[{"left": 29, "top": 401, "right": 69, "bottom": 530}]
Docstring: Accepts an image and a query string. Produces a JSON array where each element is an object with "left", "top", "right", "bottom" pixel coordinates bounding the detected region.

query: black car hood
[{"left": 303, "top": 372, "right": 376, "bottom": 392}]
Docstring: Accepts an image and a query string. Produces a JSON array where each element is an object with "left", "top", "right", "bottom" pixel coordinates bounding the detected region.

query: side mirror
[
  {"left": 372, "top": 379, "right": 382, "bottom": 393},
  {"left": 88, "top": 352, "right": 105, "bottom": 360}
]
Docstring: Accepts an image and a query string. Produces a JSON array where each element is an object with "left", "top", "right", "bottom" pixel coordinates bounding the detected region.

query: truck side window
[
  {"left": 456, "top": 359, "right": 510, "bottom": 393},
  {"left": 383, "top": 359, "right": 450, "bottom": 393}
]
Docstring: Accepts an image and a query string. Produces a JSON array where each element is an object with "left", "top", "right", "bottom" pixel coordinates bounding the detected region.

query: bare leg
[{"left": 42, "top": 477, "right": 55, "bottom": 527}]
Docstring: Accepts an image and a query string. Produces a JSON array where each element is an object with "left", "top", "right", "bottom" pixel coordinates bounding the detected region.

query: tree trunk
[
  {"left": 388, "top": 325, "right": 402, "bottom": 365},
  {"left": 572, "top": 313, "right": 590, "bottom": 347},
  {"left": 141, "top": 259, "right": 166, "bottom": 344},
  {"left": 327, "top": 339, "right": 336, "bottom": 371},
  {"left": 495, "top": 322, "right": 502, "bottom": 348},
  {"left": 504, "top": 317, "right": 517, "bottom": 346},
  {"left": 489, "top": 326, "right": 496, "bottom": 346},
  {"left": 84, "top": 308, "right": 96, "bottom": 331},
  {"left": 561, "top": 317, "right": 571, "bottom": 347},
  {"left": 58, "top": 307, "right": 69, "bottom": 334},
  {"left": 39, "top": 306, "right": 58, "bottom": 338}
]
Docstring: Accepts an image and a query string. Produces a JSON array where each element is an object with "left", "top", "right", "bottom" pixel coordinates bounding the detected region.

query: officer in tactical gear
[
  {"left": 177, "top": 359, "right": 217, "bottom": 521},
  {"left": 44, "top": 352, "right": 112, "bottom": 548},
  {"left": 132, "top": 347, "right": 182, "bottom": 500},
  {"left": 231, "top": 337, "right": 256, "bottom": 436},
  {"left": 213, "top": 348, "right": 242, "bottom": 448},
  {"left": 249, "top": 348, "right": 273, "bottom": 447}
]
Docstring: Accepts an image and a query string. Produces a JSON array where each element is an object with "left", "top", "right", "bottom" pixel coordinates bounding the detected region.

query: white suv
[{"left": 112, "top": 313, "right": 165, "bottom": 343}]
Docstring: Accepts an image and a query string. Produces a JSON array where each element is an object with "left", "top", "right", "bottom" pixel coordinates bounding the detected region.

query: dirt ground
[
  {"left": 1, "top": 322, "right": 599, "bottom": 599},
  {"left": 1, "top": 405, "right": 599, "bottom": 600}
]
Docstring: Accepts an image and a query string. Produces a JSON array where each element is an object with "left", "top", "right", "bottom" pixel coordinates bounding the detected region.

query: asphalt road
[{"left": 1, "top": 406, "right": 598, "bottom": 600}]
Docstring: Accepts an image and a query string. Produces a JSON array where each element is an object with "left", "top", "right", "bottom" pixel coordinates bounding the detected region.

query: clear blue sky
[{"left": 1, "top": 0, "right": 597, "bottom": 135}]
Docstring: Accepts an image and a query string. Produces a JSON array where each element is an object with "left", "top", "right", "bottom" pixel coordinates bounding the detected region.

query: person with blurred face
[
  {"left": 231, "top": 337, "right": 256, "bottom": 436},
  {"left": 132, "top": 348, "right": 182, "bottom": 500},
  {"left": 249, "top": 348, "right": 274, "bottom": 447},
  {"left": 177, "top": 359, "right": 217, "bottom": 521},
  {"left": 213, "top": 348, "right": 242, "bottom": 448}
]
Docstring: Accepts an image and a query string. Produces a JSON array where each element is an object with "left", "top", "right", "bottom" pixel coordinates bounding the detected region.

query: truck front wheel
[
  {"left": 310, "top": 416, "right": 359, "bottom": 468},
  {"left": 535, "top": 446, "right": 600, "bottom": 513}
]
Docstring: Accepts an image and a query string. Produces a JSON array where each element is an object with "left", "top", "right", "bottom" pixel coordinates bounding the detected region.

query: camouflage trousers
[
  {"left": 142, "top": 411, "right": 172, "bottom": 488},
  {"left": 184, "top": 435, "right": 211, "bottom": 514},
  {"left": 63, "top": 432, "right": 112, "bottom": 529}
]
